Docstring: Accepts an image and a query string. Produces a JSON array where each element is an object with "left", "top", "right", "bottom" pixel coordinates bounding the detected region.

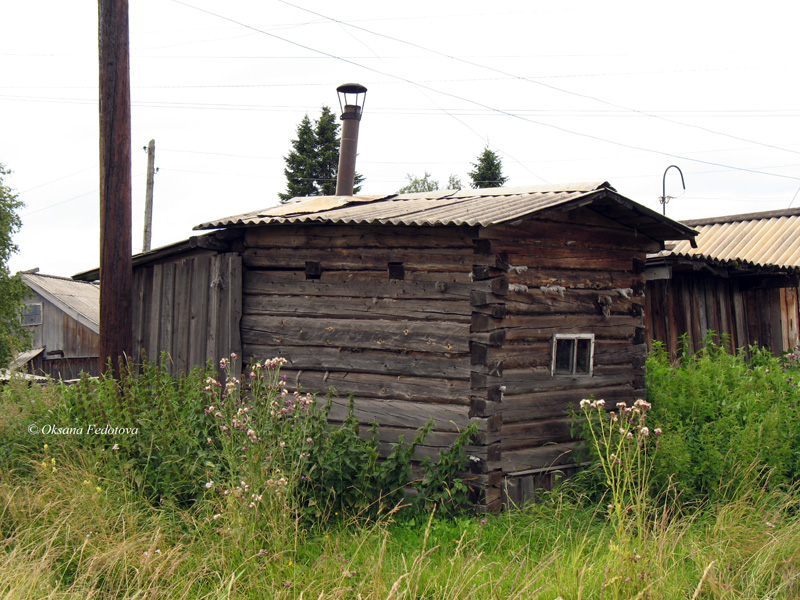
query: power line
[
  {"left": 279, "top": 0, "right": 800, "bottom": 160},
  {"left": 167, "top": 0, "right": 800, "bottom": 184}
]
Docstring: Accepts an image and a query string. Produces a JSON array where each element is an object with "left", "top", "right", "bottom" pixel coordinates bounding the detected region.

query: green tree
[
  {"left": 0, "top": 164, "right": 30, "bottom": 368},
  {"left": 468, "top": 146, "right": 508, "bottom": 188},
  {"left": 279, "top": 114, "right": 317, "bottom": 202},
  {"left": 397, "top": 172, "right": 438, "bottom": 193},
  {"left": 279, "top": 107, "right": 363, "bottom": 203},
  {"left": 397, "top": 172, "right": 463, "bottom": 194},
  {"left": 314, "top": 106, "right": 341, "bottom": 196}
]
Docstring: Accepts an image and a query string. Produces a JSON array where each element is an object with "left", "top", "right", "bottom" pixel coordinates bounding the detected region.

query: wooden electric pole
[
  {"left": 143, "top": 139, "right": 155, "bottom": 252},
  {"left": 98, "top": 0, "right": 133, "bottom": 373}
]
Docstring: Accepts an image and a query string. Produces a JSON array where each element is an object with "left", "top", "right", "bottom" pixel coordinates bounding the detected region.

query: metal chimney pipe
[{"left": 335, "top": 83, "right": 367, "bottom": 196}]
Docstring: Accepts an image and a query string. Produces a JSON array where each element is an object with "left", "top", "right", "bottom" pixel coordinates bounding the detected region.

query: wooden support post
[
  {"left": 143, "top": 139, "right": 155, "bottom": 252},
  {"left": 98, "top": 0, "right": 133, "bottom": 373}
]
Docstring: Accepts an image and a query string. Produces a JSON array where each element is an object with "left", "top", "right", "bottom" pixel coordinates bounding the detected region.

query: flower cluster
[{"left": 579, "top": 397, "right": 661, "bottom": 540}]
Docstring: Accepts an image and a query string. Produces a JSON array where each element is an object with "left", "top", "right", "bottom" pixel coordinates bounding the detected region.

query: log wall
[
  {"left": 472, "top": 207, "right": 660, "bottom": 509},
  {"left": 241, "top": 224, "right": 493, "bottom": 489}
]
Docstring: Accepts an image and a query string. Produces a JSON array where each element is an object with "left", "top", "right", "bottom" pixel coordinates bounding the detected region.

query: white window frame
[{"left": 551, "top": 333, "right": 595, "bottom": 376}]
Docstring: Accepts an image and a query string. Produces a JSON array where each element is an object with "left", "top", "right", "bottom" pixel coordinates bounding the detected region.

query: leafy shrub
[
  {"left": 0, "top": 376, "right": 64, "bottom": 473},
  {"left": 646, "top": 339, "right": 800, "bottom": 501},
  {"left": 46, "top": 356, "right": 217, "bottom": 505},
  {"left": 198, "top": 355, "right": 478, "bottom": 524}
]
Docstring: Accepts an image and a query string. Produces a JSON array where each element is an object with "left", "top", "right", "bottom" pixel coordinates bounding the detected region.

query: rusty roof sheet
[
  {"left": 654, "top": 207, "right": 800, "bottom": 269},
  {"left": 21, "top": 273, "right": 100, "bottom": 333},
  {"left": 195, "top": 182, "right": 696, "bottom": 242}
]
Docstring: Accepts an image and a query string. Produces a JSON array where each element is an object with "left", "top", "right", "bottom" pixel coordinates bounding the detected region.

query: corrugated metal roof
[
  {"left": 656, "top": 208, "right": 800, "bottom": 269},
  {"left": 194, "top": 182, "right": 696, "bottom": 242},
  {"left": 21, "top": 273, "right": 100, "bottom": 333}
]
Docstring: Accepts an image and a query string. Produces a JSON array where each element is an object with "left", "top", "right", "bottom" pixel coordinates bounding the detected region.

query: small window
[
  {"left": 305, "top": 261, "right": 321, "bottom": 280},
  {"left": 551, "top": 334, "right": 594, "bottom": 376},
  {"left": 388, "top": 262, "right": 405, "bottom": 280},
  {"left": 22, "top": 303, "right": 42, "bottom": 326}
]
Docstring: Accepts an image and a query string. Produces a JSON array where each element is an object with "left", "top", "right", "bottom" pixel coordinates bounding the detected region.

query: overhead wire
[
  {"left": 169, "top": 0, "right": 800, "bottom": 184},
  {"left": 279, "top": 0, "right": 800, "bottom": 160}
]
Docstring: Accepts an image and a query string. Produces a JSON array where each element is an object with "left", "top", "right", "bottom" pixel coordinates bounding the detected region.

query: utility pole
[
  {"left": 98, "top": 0, "right": 133, "bottom": 373},
  {"left": 143, "top": 139, "right": 155, "bottom": 252}
]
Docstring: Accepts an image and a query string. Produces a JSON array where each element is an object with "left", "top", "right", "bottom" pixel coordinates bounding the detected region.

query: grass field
[{"left": 1, "top": 343, "right": 799, "bottom": 599}]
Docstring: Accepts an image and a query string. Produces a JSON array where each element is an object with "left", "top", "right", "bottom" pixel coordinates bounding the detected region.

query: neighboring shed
[
  {"left": 76, "top": 234, "right": 243, "bottom": 373},
  {"left": 19, "top": 272, "right": 100, "bottom": 379},
  {"left": 74, "top": 182, "right": 695, "bottom": 509},
  {"left": 645, "top": 208, "right": 800, "bottom": 357}
]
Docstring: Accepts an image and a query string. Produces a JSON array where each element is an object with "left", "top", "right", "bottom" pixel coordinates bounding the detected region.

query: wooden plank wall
[
  {"left": 781, "top": 286, "right": 800, "bottom": 350},
  {"left": 240, "top": 224, "right": 495, "bottom": 487},
  {"left": 645, "top": 274, "right": 796, "bottom": 357},
  {"left": 132, "top": 253, "right": 242, "bottom": 372},
  {"left": 473, "top": 208, "right": 658, "bottom": 508}
]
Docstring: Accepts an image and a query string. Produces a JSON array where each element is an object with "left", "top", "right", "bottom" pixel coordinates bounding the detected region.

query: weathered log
[
  {"left": 487, "top": 442, "right": 579, "bottom": 473},
  {"left": 245, "top": 224, "right": 478, "bottom": 250},
  {"left": 503, "top": 314, "right": 641, "bottom": 342},
  {"left": 499, "top": 417, "right": 577, "bottom": 451},
  {"left": 241, "top": 315, "right": 470, "bottom": 353},
  {"left": 245, "top": 271, "right": 495, "bottom": 301},
  {"left": 242, "top": 246, "right": 494, "bottom": 271},
  {"left": 280, "top": 368, "right": 470, "bottom": 404},
  {"left": 495, "top": 385, "right": 645, "bottom": 422},
  {"left": 243, "top": 293, "right": 472, "bottom": 321},
  {"left": 243, "top": 343, "right": 470, "bottom": 379}
]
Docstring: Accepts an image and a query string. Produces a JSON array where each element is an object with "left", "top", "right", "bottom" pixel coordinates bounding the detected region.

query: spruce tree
[
  {"left": 279, "top": 106, "right": 363, "bottom": 203},
  {"left": 279, "top": 115, "right": 318, "bottom": 202},
  {"left": 468, "top": 147, "right": 508, "bottom": 189}
]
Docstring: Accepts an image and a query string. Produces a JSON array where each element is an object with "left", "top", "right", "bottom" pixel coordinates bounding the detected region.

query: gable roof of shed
[
  {"left": 21, "top": 273, "right": 100, "bottom": 333},
  {"left": 195, "top": 182, "right": 696, "bottom": 243},
  {"left": 651, "top": 207, "right": 800, "bottom": 272}
]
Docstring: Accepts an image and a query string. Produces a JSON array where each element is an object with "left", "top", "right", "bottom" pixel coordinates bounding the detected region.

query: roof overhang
[{"left": 193, "top": 182, "right": 697, "bottom": 245}]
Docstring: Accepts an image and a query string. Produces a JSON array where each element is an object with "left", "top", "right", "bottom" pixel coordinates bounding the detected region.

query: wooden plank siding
[
  {"left": 132, "top": 253, "right": 242, "bottom": 371},
  {"left": 645, "top": 274, "right": 800, "bottom": 357},
  {"left": 22, "top": 291, "right": 100, "bottom": 378}
]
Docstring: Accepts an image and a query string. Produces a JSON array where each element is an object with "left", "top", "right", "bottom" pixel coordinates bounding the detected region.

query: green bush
[
  {"left": 49, "top": 356, "right": 217, "bottom": 505},
  {"left": 646, "top": 339, "right": 800, "bottom": 502},
  {"left": 202, "top": 355, "right": 477, "bottom": 525}
]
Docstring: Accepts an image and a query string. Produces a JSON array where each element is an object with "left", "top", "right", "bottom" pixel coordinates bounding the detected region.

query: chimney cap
[{"left": 336, "top": 83, "right": 368, "bottom": 95}]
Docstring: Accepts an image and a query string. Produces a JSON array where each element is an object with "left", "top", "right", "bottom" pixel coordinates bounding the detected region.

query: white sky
[{"left": 2, "top": 1, "right": 799, "bottom": 277}]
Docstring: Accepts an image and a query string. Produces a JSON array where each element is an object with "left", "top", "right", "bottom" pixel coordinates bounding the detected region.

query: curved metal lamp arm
[{"left": 661, "top": 165, "right": 686, "bottom": 215}]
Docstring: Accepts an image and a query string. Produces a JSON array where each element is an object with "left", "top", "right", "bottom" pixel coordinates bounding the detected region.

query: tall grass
[
  {"left": 1, "top": 342, "right": 799, "bottom": 598},
  {"left": 2, "top": 464, "right": 799, "bottom": 598}
]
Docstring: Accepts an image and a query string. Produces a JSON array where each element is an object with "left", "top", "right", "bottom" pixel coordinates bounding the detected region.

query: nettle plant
[
  {"left": 201, "top": 355, "right": 476, "bottom": 525},
  {"left": 578, "top": 398, "right": 660, "bottom": 541}
]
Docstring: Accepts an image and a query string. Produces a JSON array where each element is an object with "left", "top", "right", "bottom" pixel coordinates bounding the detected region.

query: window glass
[
  {"left": 554, "top": 338, "right": 574, "bottom": 374},
  {"left": 22, "top": 303, "right": 42, "bottom": 326},
  {"left": 576, "top": 338, "right": 592, "bottom": 374}
]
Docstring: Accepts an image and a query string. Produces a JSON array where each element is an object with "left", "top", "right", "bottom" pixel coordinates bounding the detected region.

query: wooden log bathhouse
[{"left": 76, "top": 182, "right": 696, "bottom": 510}]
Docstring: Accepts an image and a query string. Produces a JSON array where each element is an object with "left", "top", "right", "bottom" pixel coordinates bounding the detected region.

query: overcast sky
[{"left": 2, "top": 1, "right": 799, "bottom": 277}]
